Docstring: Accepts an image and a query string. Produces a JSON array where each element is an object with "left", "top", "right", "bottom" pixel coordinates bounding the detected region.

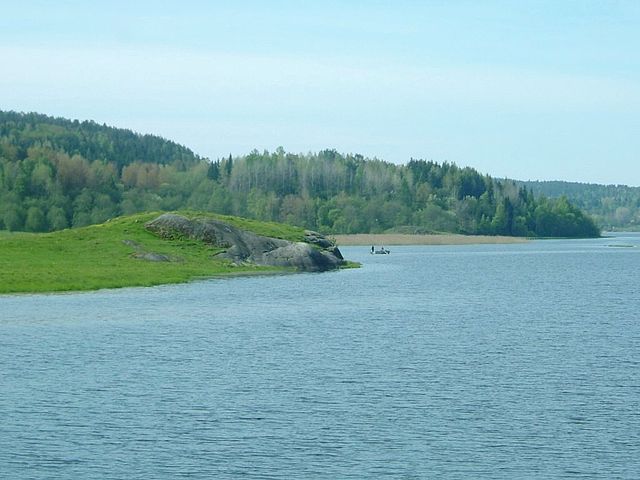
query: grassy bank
[
  {"left": 334, "top": 233, "right": 529, "bottom": 246},
  {"left": 0, "top": 212, "right": 307, "bottom": 294}
]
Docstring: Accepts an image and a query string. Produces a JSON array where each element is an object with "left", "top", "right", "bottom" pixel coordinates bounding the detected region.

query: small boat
[{"left": 373, "top": 248, "right": 390, "bottom": 255}]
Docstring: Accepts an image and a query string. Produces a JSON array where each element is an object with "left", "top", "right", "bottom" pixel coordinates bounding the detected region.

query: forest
[
  {"left": 0, "top": 110, "right": 600, "bottom": 237},
  {"left": 521, "top": 181, "right": 640, "bottom": 231}
]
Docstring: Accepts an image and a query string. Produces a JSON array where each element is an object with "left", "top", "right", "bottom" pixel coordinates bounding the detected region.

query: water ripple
[{"left": 1, "top": 237, "right": 640, "bottom": 478}]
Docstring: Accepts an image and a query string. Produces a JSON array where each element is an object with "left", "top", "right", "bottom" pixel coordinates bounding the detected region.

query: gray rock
[
  {"left": 133, "top": 252, "right": 171, "bottom": 262},
  {"left": 144, "top": 213, "right": 344, "bottom": 272},
  {"left": 123, "top": 239, "right": 172, "bottom": 262},
  {"left": 262, "top": 242, "right": 342, "bottom": 272},
  {"left": 304, "top": 230, "right": 334, "bottom": 249}
]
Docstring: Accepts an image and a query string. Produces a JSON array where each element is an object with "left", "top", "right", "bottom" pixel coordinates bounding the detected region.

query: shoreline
[
  {"left": 0, "top": 211, "right": 350, "bottom": 295},
  {"left": 334, "top": 233, "right": 529, "bottom": 246}
]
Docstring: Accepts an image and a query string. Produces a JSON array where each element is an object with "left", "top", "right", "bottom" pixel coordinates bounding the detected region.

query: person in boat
[{"left": 371, "top": 245, "right": 375, "bottom": 254}]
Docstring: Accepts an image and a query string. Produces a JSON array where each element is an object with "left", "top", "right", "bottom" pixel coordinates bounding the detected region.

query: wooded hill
[
  {"left": 520, "top": 181, "right": 640, "bottom": 231},
  {"left": 0, "top": 110, "right": 599, "bottom": 237}
]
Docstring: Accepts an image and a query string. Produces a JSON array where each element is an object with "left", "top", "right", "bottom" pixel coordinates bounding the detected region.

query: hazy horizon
[{"left": 2, "top": 1, "right": 639, "bottom": 186}]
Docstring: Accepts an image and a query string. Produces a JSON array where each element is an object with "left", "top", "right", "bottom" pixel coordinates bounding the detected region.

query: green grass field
[{"left": 0, "top": 211, "right": 308, "bottom": 294}]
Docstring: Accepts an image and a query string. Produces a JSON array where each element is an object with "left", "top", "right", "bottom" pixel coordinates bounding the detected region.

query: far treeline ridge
[{"left": 0, "top": 110, "right": 603, "bottom": 237}]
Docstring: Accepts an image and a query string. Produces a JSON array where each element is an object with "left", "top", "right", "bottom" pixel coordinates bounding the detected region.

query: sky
[{"left": 1, "top": 0, "right": 639, "bottom": 185}]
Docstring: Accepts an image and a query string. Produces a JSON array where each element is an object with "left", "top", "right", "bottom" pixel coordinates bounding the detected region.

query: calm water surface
[{"left": 2, "top": 234, "right": 639, "bottom": 479}]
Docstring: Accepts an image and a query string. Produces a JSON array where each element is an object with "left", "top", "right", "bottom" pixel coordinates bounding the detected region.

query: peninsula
[{"left": 0, "top": 211, "right": 347, "bottom": 294}]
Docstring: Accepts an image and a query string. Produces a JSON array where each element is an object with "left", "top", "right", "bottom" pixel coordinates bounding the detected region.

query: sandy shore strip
[{"left": 334, "top": 233, "right": 528, "bottom": 246}]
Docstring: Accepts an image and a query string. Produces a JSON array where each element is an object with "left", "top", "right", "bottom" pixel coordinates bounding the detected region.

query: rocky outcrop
[
  {"left": 123, "top": 239, "right": 172, "bottom": 262},
  {"left": 144, "top": 213, "right": 344, "bottom": 272}
]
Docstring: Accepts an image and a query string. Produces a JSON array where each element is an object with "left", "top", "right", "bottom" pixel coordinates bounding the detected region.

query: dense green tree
[
  {"left": 0, "top": 110, "right": 601, "bottom": 237},
  {"left": 47, "top": 206, "right": 69, "bottom": 231},
  {"left": 522, "top": 180, "right": 640, "bottom": 230},
  {"left": 2, "top": 203, "right": 25, "bottom": 231},
  {"left": 25, "top": 206, "right": 47, "bottom": 232}
]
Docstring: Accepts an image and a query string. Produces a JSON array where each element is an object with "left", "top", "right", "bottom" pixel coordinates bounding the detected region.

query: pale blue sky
[{"left": 2, "top": 1, "right": 639, "bottom": 185}]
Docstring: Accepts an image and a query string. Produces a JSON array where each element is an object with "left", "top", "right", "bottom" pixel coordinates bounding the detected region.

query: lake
[{"left": 1, "top": 234, "right": 639, "bottom": 479}]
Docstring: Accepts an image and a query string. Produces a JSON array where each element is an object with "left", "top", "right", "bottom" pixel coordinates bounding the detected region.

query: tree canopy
[
  {"left": 521, "top": 180, "right": 640, "bottom": 231},
  {"left": 0, "top": 111, "right": 600, "bottom": 237}
]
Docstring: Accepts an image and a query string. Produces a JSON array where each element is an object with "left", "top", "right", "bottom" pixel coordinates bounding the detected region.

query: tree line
[
  {"left": 521, "top": 180, "right": 640, "bottom": 231},
  {"left": 0, "top": 111, "right": 600, "bottom": 237}
]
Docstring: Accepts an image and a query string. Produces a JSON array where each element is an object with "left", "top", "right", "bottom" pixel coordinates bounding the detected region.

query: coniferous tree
[{"left": 0, "top": 110, "right": 600, "bottom": 237}]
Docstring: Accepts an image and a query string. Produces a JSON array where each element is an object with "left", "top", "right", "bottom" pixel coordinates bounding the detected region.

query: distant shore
[{"left": 334, "top": 233, "right": 529, "bottom": 246}]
